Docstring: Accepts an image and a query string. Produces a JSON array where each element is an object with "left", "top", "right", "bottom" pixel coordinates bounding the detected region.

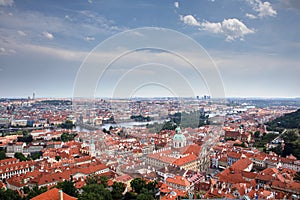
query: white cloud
[
  {"left": 42, "top": 31, "right": 54, "bottom": 40},
  {"left": 245, "top": 13, "right": 257, "bottom": 19},
  {"left": 174, "top": 2, "right": 179, "bottom": 8},
  {"left": 88, "top": 0, "right": 93, "bottom": 3},
  {"left": 200, "top": 18, "right": 254, "bottom": 41},
  {"left": 0, "top": 0, "right": 13, "bottom": 6},
  {"left": 221, "top": 18, "right": 254, "bottom": 41},
  {"left": 64, "top": 15, "right": 72, "bottom": 22},
  {"left": 180, "top": 14, "right": 254, "bottom": 41},
  {"left": 0, "top": 47, "right": 16, "bottom": 55},
  {"left": 0, "top": 47, "right": 5, "bottom": 53},
  {"left": 0, "top": 9, "right": 125, "bottom": 49},
  {"left": 21, "top": 44, "right": 86, "bottom": 61},
  {"left": 201, "top": 21, "right": 222, "bottom": 34},
  {"left": 248, "top": 0, "right": 277, "bottom": 18},
  {"left": 17, "top": 30, "right": 27, "bottom": 36},
  {"left": 84, "top": 36, "right": 95, "bottom": 41},
  {"left": 180, "top": 15, "right": 200, "bottom": 26}
]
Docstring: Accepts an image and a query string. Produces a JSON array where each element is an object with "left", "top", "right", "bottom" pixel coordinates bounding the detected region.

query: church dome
[
  {"left": 173, "top": 133, "right": 186, "bottom": 141},
  {"left": 173, "top": 126, "right": 186, "bottom": 148}
]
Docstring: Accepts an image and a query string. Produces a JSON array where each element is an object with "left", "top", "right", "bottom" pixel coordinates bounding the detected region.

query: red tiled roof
[
  {"left": 34, "top": 171, "right": 72, "bottom": 186},
  {"left": 172, "top": 153, "right": 198, "bottom": 167},
  {"left": 271, "top": 180, "right": 300, "bottom": 192},
  {"left": 242, "top": 171, "right": 257, "bottom": 179},
  {"left": 0, "top": 158, "right": 18, "bottom": 166},
  {"left": 227, "top": 151, "right": 241, "bottom": 159},
  {"left": 256, "top": 168, "right": 278, "bottom": 182},
  {"left": 217, "top": 169, "right": 246, "bottom": 184},
  {"left": 72, "top": 163, "right": 108, "bottom": 175},
  {"left": 0, "top": 160, "right": 33, "bottom": 174},
  {"left": 74, "top": 180, "right": 85, "bottom": 189},
  {"left": 219, "top": 156, "right": 227, "bottom": 163},
  {"left": 166, "top": 175, "right": 189, "bottom": 187},
  {"left": 147, "top": 150, "right": 177, "bottom": 164},
  {"left": 231, "top": 157, "right": 252, "bottom": 171},
  {"left": 115, "top": 174, "right": 132, "bottom": 182},
  {"left": 181, "top": 144, "right": 201, "bottom": 156},
  {"left": 31, "top": 188, "right": 77, "bottom": 200}
]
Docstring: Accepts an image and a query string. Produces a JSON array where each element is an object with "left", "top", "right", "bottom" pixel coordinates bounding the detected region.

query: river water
[{"left": 76, "top": 120, "right": 164, "bottom": 132}]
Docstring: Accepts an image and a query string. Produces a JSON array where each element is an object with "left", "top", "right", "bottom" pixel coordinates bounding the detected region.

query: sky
[{"left": 0, "top": 0, "right": 300, "bottom": 99}]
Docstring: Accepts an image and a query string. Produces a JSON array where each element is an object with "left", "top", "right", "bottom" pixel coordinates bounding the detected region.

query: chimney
[{"left": 59, "top": 189, "right": 63, "bottom": 200}]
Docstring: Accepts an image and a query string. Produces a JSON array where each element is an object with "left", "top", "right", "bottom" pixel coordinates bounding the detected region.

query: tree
[
  {"left": 137, "top": 188, "right": 155, "bottom": 200},
  {"left": 0, "top": 188, "right": 22, "bottom": 200},
  {"left": 137, "top": 193, "right": 155, "bottom": 200},
  {"left": 55, "top": 156, "right": 61, "bottom": 161},
  {"left": 254, "top": 131, "right": 260, "bottom": 138},
  {"left": 78, "top": 184, "right": 112, "bottom": 200},
  {"left": 22, "top": 186, "right": 30, "bottom": 194},
  {"left": 282, "top": 130, "right": 299, "bottom": 143},
  {"left": 269, "top": 145, "right": 282, "bottom": 155},
  {"left": 112, "top": 182, "right": 125, "bottom": 200},
  {"left": 31, "top": 152, "right": 41, "bottom": 160},
  {"left": 22, "top": 130, "right": 29, "bottom": 137},
  {"left": 85, "top": 174, "right": 108, "bottom": 187},
  {"left": 294, "top": 171, "right": 300, "bottom": 182},
  {"left": 24, "top": 186, "right": 47, "bottom": 200},
  {"left": 86, "top": 174, "right": 99, "bottom": 185},
  {"left": 130, "top": 178, "right": 146, "bottom": 194},
  {"left": 146, "top": 180, "right": 157, "bottom": 192},
  {"left": 0, "top": 151, "right": 6, "bottom": 160},
  {"left": 57, "top": 180, "right": 78, "bottom": 197},
  {"left": 61, "top": 132, "right": 76, "bottom": 142},
  {"left": 61, "top": 120, "right": 75, "bottom": 130},
  {"left": 14, "top": 152, "right": 27, "bottom": 161},
  {"left": 123, "top": 192, "right": 137, "bottom": 200},
  {"left": 99, "top": 176, "right": 108, "bottom": 187}
]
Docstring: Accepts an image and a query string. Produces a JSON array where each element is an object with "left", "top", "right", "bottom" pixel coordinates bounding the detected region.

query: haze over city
[
  {"left": 2, "top": 1, "right": 300, "bottom": 199},
  {"left": 1, "top": 0, "right": 300, "bottom": 98}
]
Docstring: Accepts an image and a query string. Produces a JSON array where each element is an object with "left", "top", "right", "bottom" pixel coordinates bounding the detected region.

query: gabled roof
[
  {"left": 172, "top": 153, "right": 198, "bottom": 167},
  {"left": 231, "top": 157, "right": 252, "bottom": 171},
  {"left": 166, "top": 175, "right": 190, "bottom": 187},
  {"left": 181, "top": 144, "right": 201, "bottom": 156},
  {"left": 31, "top": 188, "right": 77, "bottom": 200}
]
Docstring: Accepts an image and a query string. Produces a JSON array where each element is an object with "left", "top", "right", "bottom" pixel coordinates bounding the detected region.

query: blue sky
[{"left": 0, "top": 0, "right": 300, "bottom": 98}]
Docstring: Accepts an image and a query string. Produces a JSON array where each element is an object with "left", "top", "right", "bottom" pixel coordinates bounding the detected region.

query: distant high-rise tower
[{"left": 33, "top": 92, "right": 35, "bottom": 100}]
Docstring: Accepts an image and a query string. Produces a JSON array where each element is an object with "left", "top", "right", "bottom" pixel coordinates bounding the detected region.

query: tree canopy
[
  {"left": 14, "top": 152, "right": 28, "bottom": 161},
  {"left": 0, "top": 188, "right": 22, "bottom": 200},
  {"left": 56, "top": 180, "right": 78, "bottom": 197},
  {"left": 78, "top": 184, "right": 112, "bottom": 200},
  {"left": 266, "top": 109, "right": 300, "bottom": 131}
]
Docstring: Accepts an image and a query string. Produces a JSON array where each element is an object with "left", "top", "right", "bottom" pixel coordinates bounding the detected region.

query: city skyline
[{"left": 1, "top": 0, "right": 300, "bottom": 98}]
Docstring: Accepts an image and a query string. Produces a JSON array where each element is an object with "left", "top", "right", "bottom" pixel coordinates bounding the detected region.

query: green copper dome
[{"left": 173, "top": 133, "right": 186, "bottom": 141}]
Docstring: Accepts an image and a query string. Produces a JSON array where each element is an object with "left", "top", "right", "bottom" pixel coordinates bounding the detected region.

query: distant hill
[
  {"left": 266, "top": 109, "right": 300, "bottom": 159},
  {"left": 266, "top": 109, "right": 300, "bottom": 131}
]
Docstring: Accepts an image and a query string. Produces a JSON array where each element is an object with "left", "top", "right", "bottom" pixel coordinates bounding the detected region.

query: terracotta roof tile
[
  {"left": 31, "top": 188, "right": 77, "bottom": 200},
  {"left": 166, "top": 175, "right": 190, "bottom": 187},
  {"left": 172, "top": 153, "right": 198, "bottom": 167}
]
